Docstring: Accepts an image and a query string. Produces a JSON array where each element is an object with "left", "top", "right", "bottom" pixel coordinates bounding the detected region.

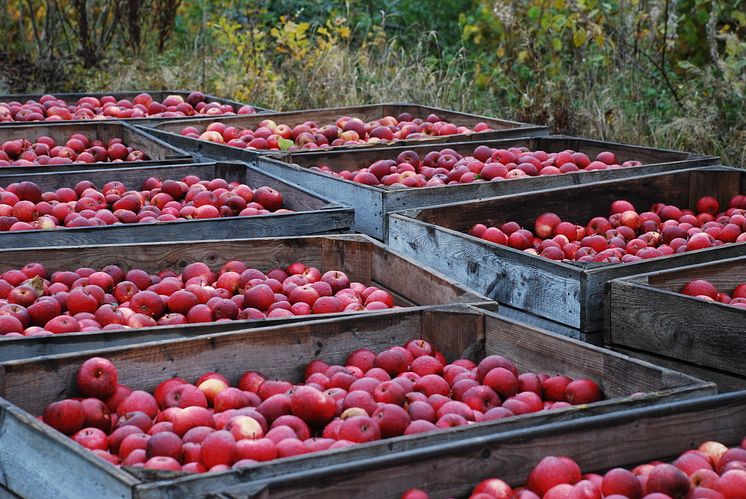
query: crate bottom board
[
  {"left": 611, "top": 345, "right": 746, "bottom": 392},
  {"left": 497, "top": 303, "right": 602, "bottom": 345}
]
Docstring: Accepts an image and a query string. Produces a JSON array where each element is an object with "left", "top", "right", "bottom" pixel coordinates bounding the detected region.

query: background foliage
[{"left": 1, "top": 0, "right": 744, "bottom": 164}]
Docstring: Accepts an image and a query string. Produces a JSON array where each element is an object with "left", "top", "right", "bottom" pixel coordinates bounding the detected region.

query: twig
[
  {"left": 609, "top": 25, "right": 683, "bottom": 107},
  {"left": 24, "top": 0, "right": 43, "bottom": 58}
]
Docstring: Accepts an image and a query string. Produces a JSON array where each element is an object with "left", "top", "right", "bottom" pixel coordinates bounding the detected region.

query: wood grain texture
[
  {"left": 0, "top": 305, "right": 712, "bottom": 498},
  {"left": 387, "top": 214, "right": 584, "bottom": 328},
  {"left": 389, "top": 167, "right": 746, "bottom": 333},
  {"left": 496, "top": 303, "right": 602, "bottom": 344},
  {"left": 606, "top": 257, "right": 746, "bottom": 378},
  {"left": 483, "top": 313, "right": 702, "bottom": 396},
  {"left": 0, "top": 398, "right": 136, "bottom": 499},
  {"left": 610, "top": 346, "right": 746, "bottom": 391}
]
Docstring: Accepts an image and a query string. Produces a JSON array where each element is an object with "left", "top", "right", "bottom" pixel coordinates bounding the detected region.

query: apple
[{"left": 76, "top": 357, "right": 118, "bottom": 399}]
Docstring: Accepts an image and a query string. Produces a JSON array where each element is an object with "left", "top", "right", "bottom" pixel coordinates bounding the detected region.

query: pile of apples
[
  {"left": 0, "top": 176, "right": 286, "bottom": 232},
  {"left": 0, "top": 261, "right": 396, "bottom": 337},
  {"left": 403, "top": 439, "right": 746, "bottom": 499},
  {"left": 311, "top": 146, "right": 642, "bottom": 188},
  {"left": 470, "top": 195, "right": 746, "bottom": 263},
  {"left": 41, "top": 346, "right": 603, "bottom": 473},
  {"left": 0, "top": 92, "right": 256, "bottom": 122},
  {"left": 180, "top": 113, "right": 494, "bottom": 151},
  {"left": 0, "top": 133, "right": 150, "bottom": 167},
  {"left": 680, "top": 279, "right": 746, "bottom": 309}
]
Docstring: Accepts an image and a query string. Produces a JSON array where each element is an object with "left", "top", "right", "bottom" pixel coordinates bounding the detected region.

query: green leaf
[
  {"left": 528, "top": 6, "right": 541, "bottom": 20},
  {"left": 573, "top": 30, "right": 587, "bottom": 47},
  {"left": 278, "top": 138, "right": 294, "bottom": 150}
]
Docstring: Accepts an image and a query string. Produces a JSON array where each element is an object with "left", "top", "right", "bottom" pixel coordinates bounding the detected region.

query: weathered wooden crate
[
  {"left": 387, "top": 166, "right": 746, "bottom": 341},
  {"left": 0, "top": 305, "right": 712, "bottom": 499},
  {"left": 607, "top": 255, "right": 746, "bottom": 391},
  {"left": 0, "top": 121, "right": 192, "bottom": 173},
  {"left": 0, "top": 161, "right": 353, "bottom": 248},
  {"left": 143, "top": 103, "right": 548, "bottom": 162},
  {"left": 210, "top": 390, "right": 746, "bottom": 498},
  {"left": 248, "top": 135, "right": 716, "bottom": 238},
  {"left": 0, "top": 90, "right": 272, "bottom": 126},
  {"left": 0, "top": 234, "right": 489, "bottom": 361}
]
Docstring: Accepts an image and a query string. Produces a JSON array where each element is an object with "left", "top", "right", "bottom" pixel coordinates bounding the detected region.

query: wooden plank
[
  {"left": 0, "top": 209, "right": 353, "bottom": 249},
  {"left": 252, "top": 157, "right": 387, "bottom": 238},
  {"left": 387, "top": 214, "right": 584, "bottom": 328},
  {"left": 483, "top": 314, "right": 701, "bottom": 397},
  {"left": 496, "top": 303, "right": 602, "bottom": 344},
  {"left": 610, "top": 346, "right": 746, "bottom": 392},
  {"left": 606, "top": 256, "right": 746, "bottom": 379},
  {"left": 250, "top": 393, "right": 746, "bottom": 498},
  {"left": 0, "top": 398, "right": 136, "bottom": 499},
  {"left": 370, "top": 242, "right": 487, "bottom": 306}
]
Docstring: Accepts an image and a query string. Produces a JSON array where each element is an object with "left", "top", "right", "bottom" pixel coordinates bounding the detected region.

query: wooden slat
[
  {"left": 495, "top": 303, "right": 601, "bottom": 345},
  {"left": 387, "top": 214, "right": 584, "bottom": 328},
  {"left": 251, "top": 156, "right": 387, "bottom": 238},
  {"left": 0, "top": 398, "right": 137, "bottom": 499},
  {"left": 606, "top": 256, "right": 746, "bottom": 381},
  {"left": 610, "top": 345, "right": 746, "bottom": 392}
]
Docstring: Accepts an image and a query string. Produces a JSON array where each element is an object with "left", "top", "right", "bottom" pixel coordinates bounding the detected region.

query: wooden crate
[
  {"left": 0, "top": 234, "right": 489, "bottom": 361},
  {"left": 387, "top": 166, "right": 746, "bottom": 340},
  {"left": 0, "top": 161, "right": 353, "bottom": 248},
  {"left": 210, "top": 390, "right": 746, "bottom": 498},
  {"left": 0, "top": 305, "right": 712, "bottom": 499},
  {"left": 0, "top": 90, "right": 273, "bottom": 126},
  {"left": 0, "top": 121, "right": 192, "bottom": 173},
  {"left": 607, "top": 255, "right": 746, "bottom": 391},
  {"left": 248, "top": 135, "right": 716, "bottom": 239},
  {"left": 142, "top": 103, "right": 548, "bottom": 164}
]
